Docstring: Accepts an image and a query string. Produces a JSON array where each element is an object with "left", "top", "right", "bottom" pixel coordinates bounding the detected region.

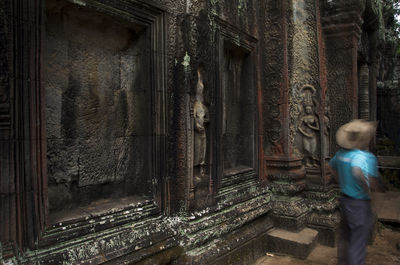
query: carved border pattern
[
  {"left": 263, "top": 0, "right": 284, "bottom": 153},
  {"left": 0, "top": 1, "right": 10, "bottom": 131}
]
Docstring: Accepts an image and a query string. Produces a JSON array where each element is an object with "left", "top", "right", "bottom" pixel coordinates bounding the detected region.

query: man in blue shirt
[{"left": 329, "top": 119, "right": 380, "bottom": 265}]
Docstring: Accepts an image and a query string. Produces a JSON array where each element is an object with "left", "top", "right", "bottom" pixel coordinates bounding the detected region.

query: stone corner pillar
[{"left": 322, "top": 2, "right": 365, "bottom": 152}]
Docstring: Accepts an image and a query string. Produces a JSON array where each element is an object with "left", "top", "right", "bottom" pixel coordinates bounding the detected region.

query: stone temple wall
[{"left": 0, "top": 0, "right": 384, "bottom": 264}]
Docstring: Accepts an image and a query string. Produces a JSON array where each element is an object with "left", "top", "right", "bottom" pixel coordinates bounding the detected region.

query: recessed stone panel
[
  {"left": 221, "top": 48, "right": 255, "bottom": 173},
  {"left": 45, "top": 0, "right": 152, "bottom": 212}
]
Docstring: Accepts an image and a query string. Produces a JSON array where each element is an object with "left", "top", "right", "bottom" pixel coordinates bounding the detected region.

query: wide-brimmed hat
[{"left": 336, "top": 119, "right": 377, "bottom": 149}]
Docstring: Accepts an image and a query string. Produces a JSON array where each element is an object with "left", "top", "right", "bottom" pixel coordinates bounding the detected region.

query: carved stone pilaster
[
  {"left": 271, "top": 196, "right": 309, "bottom": 232},
  {"left": 359, "top": 63, "right": 370, "bottom": 120},
  {"left": 265, "top": 155, "right": 307, "bottom": 231},
  {"left": 0, "top": 1, "right": 14, "bottom": 258},
  {"left": 265, "top": 155, "right": 306, "bottom": 196},
  {"left": 322, "top": 5, "right": 364, "bottom": 152},
  {"left": 0, "top": 0, "right": 47, "bottom": 255},
  {"left": 303, "top": 188, "right": 340, "bottom": 247},
  {"left": 263, "top": 0, "right": 286, "bottom": 159}
]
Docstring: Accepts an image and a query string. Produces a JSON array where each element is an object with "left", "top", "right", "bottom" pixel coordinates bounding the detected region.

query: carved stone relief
[
  {"left": 322, "top": 97, "right": 331, "bottom": 159},
  {"left": 288, "top": 0, "right": 320, "bottom": 156},
  {"left": 359, "top": 63, "right": 370, "bottom": 120},
  {"left": 188, "top": 66, "right": 211, "bottom": 210},
  {"left": 45, "top": 0, "right": 157, "bottom": 212},
  {"left": 264, "top": 0, "right": 284, "bottom": 154},
  {"left": 193, "top": 69, "right": 209, "bottom": 184},
  {"left": 325, "top": 36, "right": 358, "bottom": 155},
  {"left": 297, "top": 85, "right": 321, "bottom": 168}
]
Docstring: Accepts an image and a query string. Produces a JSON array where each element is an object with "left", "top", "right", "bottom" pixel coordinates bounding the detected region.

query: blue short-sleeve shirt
[{"left": 329, "top": 149, "right": 378, "bottom": 200}]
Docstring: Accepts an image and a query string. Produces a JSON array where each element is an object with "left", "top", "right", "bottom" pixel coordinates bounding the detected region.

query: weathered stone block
[
  {"left": 308, "top": 224, "right": 337, "bottom": 247},
  {"left": 272, "top": 212, "right": 307, "bottom": 232},
  {"left": 265, "top": 227, "right": 319, "bottom": 259}
]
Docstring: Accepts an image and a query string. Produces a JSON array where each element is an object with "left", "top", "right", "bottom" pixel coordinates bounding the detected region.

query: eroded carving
[
  {"left": 323, "top": 101, "right": 331, "bottom": 158},
  {"left": 45, "top": 0, "right": 162, "bottom": 212},
  {"left": 193, "top": 69, "right": 209, "bottom": 183},
  {"left": 263, "top": 1, "right": 284, "bottom": 154},
  {"left": 298, "top": 85, "right": 320, "bottom": 168},
  {"left": 288, "top": 0, "right": 320, "bottom": 156},
  {"left": 298, "top": 104, "right": 320, "bottom": 168}
]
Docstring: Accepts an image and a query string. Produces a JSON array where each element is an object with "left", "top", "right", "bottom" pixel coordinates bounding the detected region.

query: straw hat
[{"left": 336, "top": 119, "right": 377, "bottom": 149}]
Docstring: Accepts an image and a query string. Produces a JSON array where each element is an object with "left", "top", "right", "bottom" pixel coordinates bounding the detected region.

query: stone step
[{"left": 265, "top": 227, "right": 319, "bottom": 259}]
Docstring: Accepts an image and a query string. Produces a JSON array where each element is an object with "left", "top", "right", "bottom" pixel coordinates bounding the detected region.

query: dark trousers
[{"left": 338, "top": 196, "right": 372, "bottom": 265}]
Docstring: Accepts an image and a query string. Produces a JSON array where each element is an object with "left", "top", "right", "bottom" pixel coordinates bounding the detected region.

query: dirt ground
[{"left": 254, "top": 226, "right": 400, "bottom": 265}]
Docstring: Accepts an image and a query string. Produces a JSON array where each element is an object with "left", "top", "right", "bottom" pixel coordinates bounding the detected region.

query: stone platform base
[
  {"left": 174, "top": 214, "right": 274, "bottom": 265},
  {"left": 265, "top": 228, "right": 319, "bottom": 259}
]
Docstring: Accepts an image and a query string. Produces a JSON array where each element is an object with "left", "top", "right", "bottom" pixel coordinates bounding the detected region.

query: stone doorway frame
[{"left": 213, "top": 16, "right": 259, "bottom": 196}]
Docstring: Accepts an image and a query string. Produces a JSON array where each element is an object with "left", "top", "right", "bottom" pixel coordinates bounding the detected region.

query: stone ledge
[
  {"left": 176, "top": 214, "right": 274, "bottom": 265},
  {"left": 265, "top": 228, "right": 319, "bottom": 259}
]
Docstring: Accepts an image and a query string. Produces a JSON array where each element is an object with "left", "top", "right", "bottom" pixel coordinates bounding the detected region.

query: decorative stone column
[
  {"left": 0, "top": 0, "right": 47, "bottom": 256},
  {"left": 322, "top": 0, "right": 365, "bottom": 152},
  {"left": 359, "top": 63, "right": 370, "bottom": 120},
  {"left": 264, "top": 0, "right": 326, "bottom": 232},
  {"left": 315, "top": 0, "right": 367, "bottom": 246}
]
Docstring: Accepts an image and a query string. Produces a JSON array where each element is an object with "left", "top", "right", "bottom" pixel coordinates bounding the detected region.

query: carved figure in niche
[
  {"left": 193, "top": 69, "right": 209, "bottom": 183},
  {"left": 323, "top": 103, "right": 330, "bottom": 158},
  {"left": 298, "top": 104, "right": 320, "bottom": 168}
]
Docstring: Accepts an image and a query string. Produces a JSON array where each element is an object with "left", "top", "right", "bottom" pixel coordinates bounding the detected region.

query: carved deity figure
[
  {"left": 193, "top": 69, "right": 209, "bottom": 174},
  {"left": 298, "top": 105, "right": 320, "bottom": 168},
  {"left": 323, "top": 104, "right": 330, "bottom": 158}
]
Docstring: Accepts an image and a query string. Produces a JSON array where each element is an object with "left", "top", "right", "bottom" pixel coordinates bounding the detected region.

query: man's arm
[
  {"left": 328, "top": 154, "right": 338, "bottom": 184},
  {"left": 352, "top": 166, "right": 370, "bottom": 196},
  {"left": 329, "top": 167, "right": 339, "bottom": 184},
  {"left": 369, "top": 175, "right": 386, "bottom": 192}
]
